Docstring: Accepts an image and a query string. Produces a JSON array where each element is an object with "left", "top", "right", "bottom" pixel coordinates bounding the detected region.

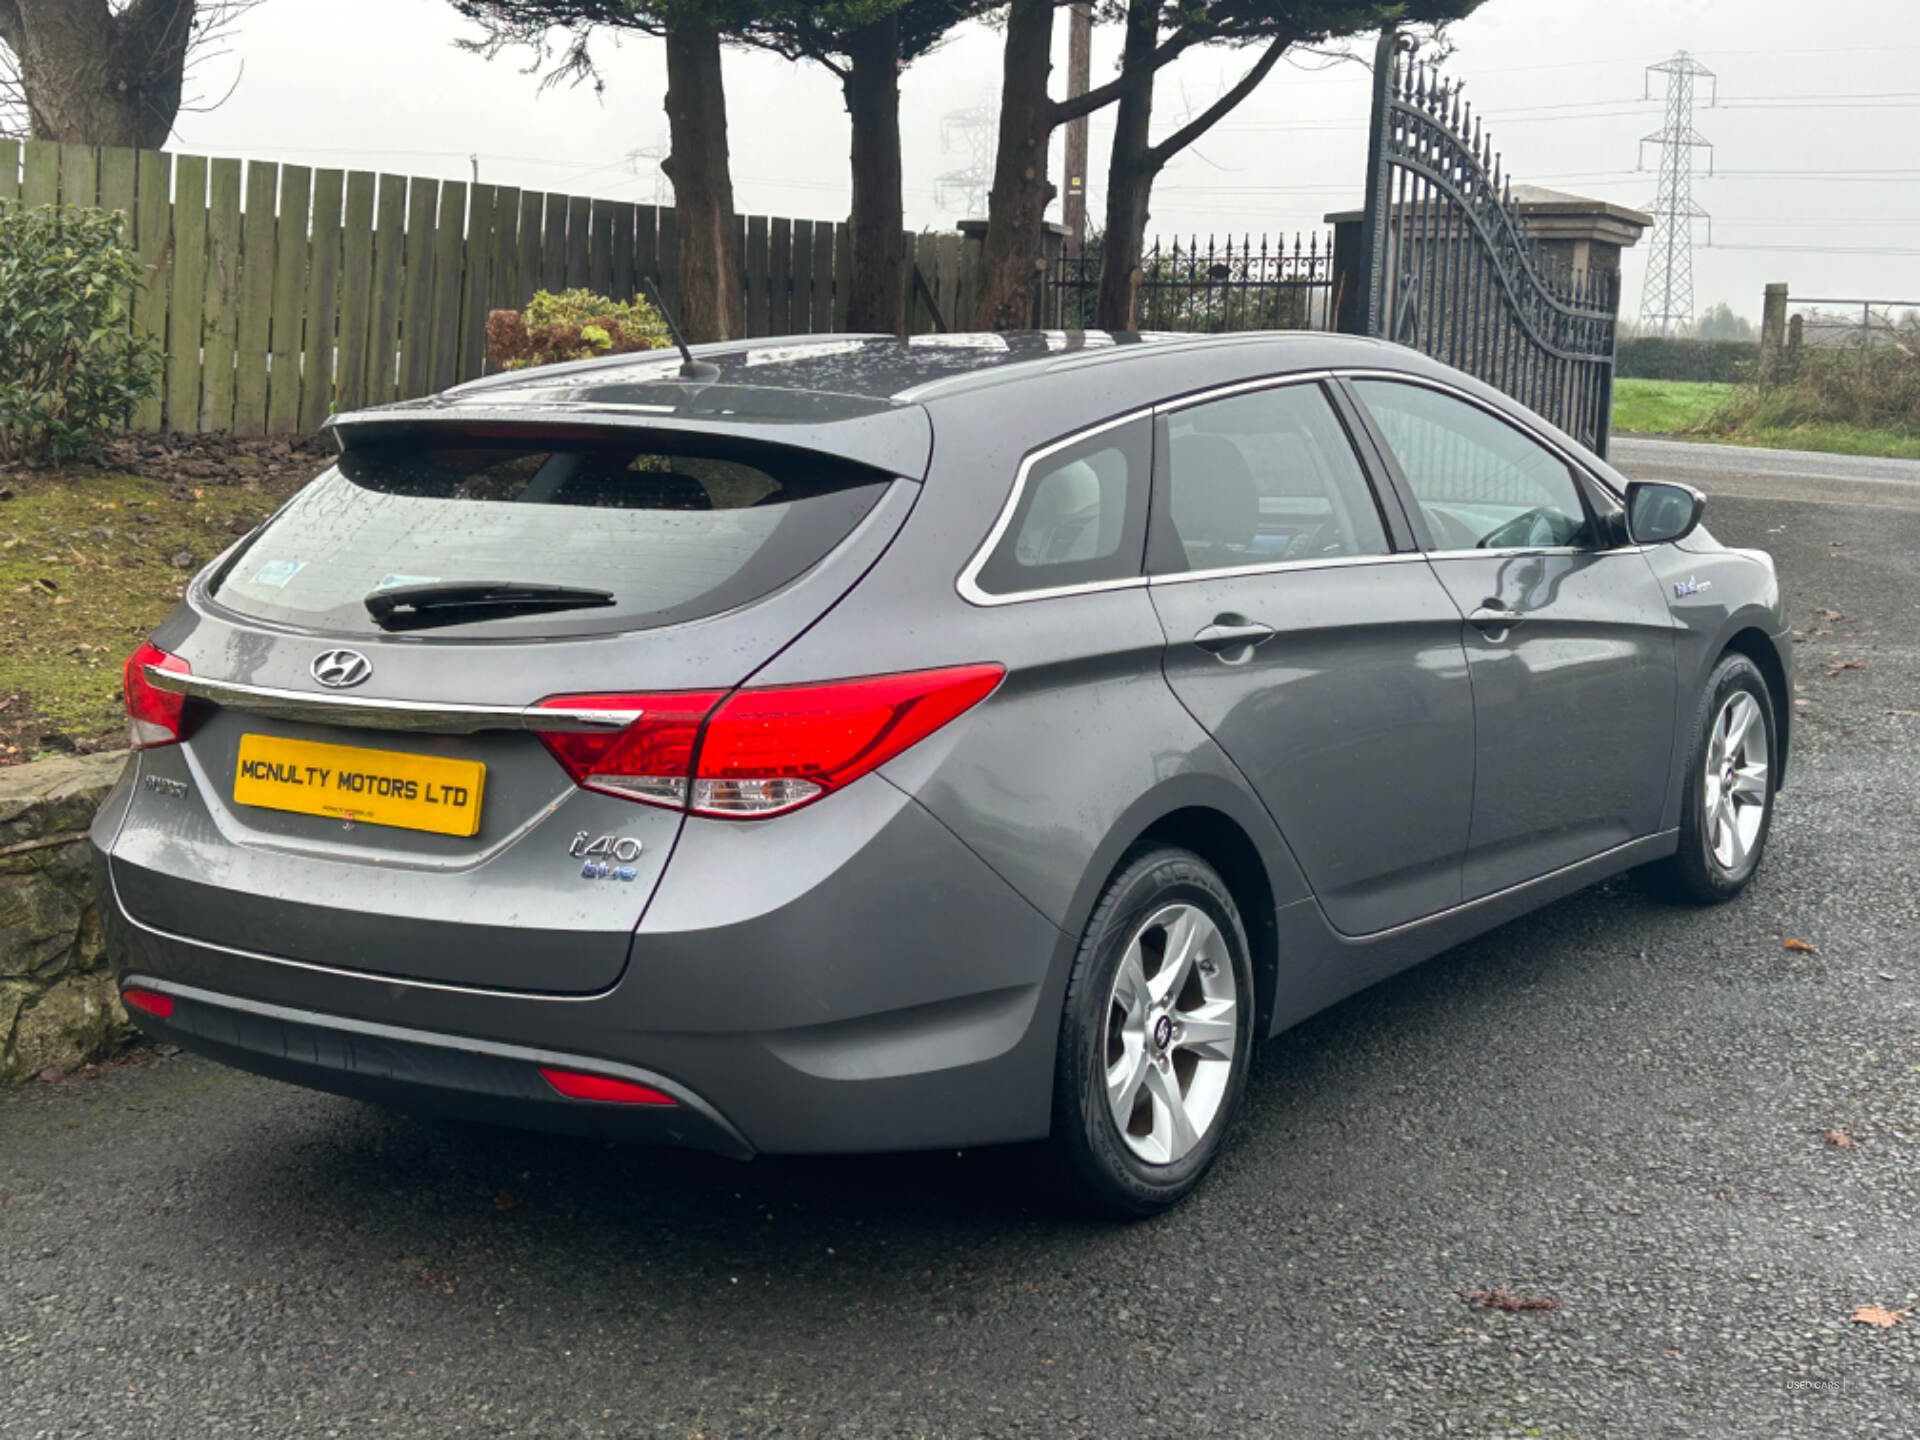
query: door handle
[
  {"left": 1469, "top": 603, "right": 1526, "bottom": 633},
  {"left": 1194, "top": 617, "right": 1277, "bottom": 654}
]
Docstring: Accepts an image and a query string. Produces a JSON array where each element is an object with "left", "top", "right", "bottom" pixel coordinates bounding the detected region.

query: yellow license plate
[{"left": 233, "top": 734, "right": 486, "bottom": 837}]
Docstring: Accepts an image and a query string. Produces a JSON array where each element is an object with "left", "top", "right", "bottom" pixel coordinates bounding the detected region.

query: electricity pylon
[{"left": 1638, "top": 51, "right": 1716, "bottom": 335}]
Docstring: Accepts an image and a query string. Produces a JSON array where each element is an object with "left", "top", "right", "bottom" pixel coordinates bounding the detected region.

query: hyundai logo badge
[{"left": 311, "top": 649, "right": 373, "bottom": 689}]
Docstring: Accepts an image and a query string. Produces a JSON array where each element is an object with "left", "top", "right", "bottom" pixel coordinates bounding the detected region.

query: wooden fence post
[
  {"left": 265, "top": 164, "right": 312, "bottom": 435},
  {"left": 427, "top": 179, "right": 466, "bottom": 393},
  {"left": 165, "top": 154, "right": 209, "bottom": 434},
  {"left": 231, "top": 161, "right": 277, "bottom": 436},
  {"left": 398, "top": 175, "right": 438, "bottom": 400},
  {"left": 199, "top": 158, "right": 243, "bottom": 432},
  {"left": 299, "top": 169, "right": 345, "bottom": 431},
  {"left": 334, "top": 172, "right": 377, "bottom": 414}
]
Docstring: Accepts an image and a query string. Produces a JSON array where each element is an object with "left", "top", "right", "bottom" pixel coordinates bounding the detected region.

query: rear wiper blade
[{"left": 365, "top": 580, "right": 616, "bottom": 629}]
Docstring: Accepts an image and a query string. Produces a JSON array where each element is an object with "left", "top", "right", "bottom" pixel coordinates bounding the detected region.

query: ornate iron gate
[{"left": 1356, "top": 30, "right": 1621, "bottom": 456}]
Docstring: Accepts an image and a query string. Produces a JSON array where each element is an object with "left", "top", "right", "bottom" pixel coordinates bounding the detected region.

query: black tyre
[
  {"left": 1050, "top": 846, "right": 1257, "bottom": 1220},
  {"left": 1645, "top": 652, "right": 1777, "bottom": 904}
]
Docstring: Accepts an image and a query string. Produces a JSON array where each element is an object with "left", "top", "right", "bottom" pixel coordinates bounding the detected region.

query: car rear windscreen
[{"left": 208, "top": 430, "right": 895, "bottom": 637}]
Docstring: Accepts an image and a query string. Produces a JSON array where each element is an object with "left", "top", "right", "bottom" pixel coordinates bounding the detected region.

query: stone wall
[{"left": 1, "top": 751, "right": 137, "bottom": 1083}]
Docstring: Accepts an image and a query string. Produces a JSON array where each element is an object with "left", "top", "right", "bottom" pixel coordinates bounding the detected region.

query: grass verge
[
  {"left": 1612, "top": 378, "right": 1734, "bottom": 435},
  {"left": 0, "top": 464, "right": 302, "bottom": 762}
]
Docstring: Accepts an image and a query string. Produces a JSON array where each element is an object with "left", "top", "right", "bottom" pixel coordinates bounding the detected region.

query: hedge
[{"left": 1616, "top": 337, "right": 1756, "bottom": 384}]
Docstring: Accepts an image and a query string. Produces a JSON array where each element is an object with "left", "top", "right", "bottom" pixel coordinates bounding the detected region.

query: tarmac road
[{"left": 4, "top": 442, "right": 1918, "bottom": 1439}]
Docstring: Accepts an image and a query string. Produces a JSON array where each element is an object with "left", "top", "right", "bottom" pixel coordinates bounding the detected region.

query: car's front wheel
[
  {"left": 1647, "top": 652, "right": 1777, "bottom": 904},
  {"left": 1050, "top": 847, "right": 1256, "bottom": 1219}
]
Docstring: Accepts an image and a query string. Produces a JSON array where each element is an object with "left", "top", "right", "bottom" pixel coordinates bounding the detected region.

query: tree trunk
[
  {"left": 1, "top": 0, "right": 195, "bottom": 148},
  {"left": 972, "top": 0, "right": 1056, "bottom": 331},
  {"left": 842, "top": 14, "right": 903, "bottom": 335},
  {"left": 660, "top": 18, "right": 742, "bottom": 343},
  {"left": 1093, "top": 0, "right": 1160, "bottom": 332}
]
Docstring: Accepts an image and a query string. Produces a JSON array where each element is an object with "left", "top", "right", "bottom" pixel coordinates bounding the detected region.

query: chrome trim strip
[
  {"left": 1148, "top": 551, "right": 1428, "bottom": 587},
  {"left": 1340, "top": 830, "right": 1679, "bottom": 942},
  {"left": 1421, "top": 545, "right": 1591, "bottom": 561},
  {"left": 952, "top": 362, "right": 1632, "bottom": 609},
  {"left": 145, "top": 667, "right": 638, "bottom": 734},
  {"left": 111, "top": 873, "right": 612, "bottom": 1000},
  {"left": 1153, "top": 368, "right": 1336, "bottom": 415},
  {"left": 955, "top": 406, "right": 1156, "bottom": 607}
]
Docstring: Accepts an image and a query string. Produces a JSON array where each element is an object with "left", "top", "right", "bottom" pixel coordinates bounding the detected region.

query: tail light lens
[
  {"left": 123, "top": 642, "right": 190, "bottom": 749},
  {"left": 533, "top": 664, "right": 1003, "bottom": 818}
]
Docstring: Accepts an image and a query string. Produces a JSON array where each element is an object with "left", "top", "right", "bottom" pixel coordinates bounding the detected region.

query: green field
[
  {"left": 1611, "top": 378, "right": 1734, "bottom": 435},
  {"left": 1612, "top": 377, "right": 1920, "bottom": 459}
]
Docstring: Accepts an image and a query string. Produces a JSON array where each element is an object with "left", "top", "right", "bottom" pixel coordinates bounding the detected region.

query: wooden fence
[{"left": 0, "top": 138, "right": 973, "bottom": 437}]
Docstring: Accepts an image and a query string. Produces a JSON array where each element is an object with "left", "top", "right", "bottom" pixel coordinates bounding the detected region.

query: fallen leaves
[
  {"left": 1783, "top": 939, "right": 1820, "bottom": 954},
  {"left": 1458, "top": 1288, "right": 1560, "bottom": 1313},
  {"left": 1850, "top": 1305, "right": 1908, "bottom": 1329},
  {"left": 1826, "top": 661, "right": 1866, "bottom": 678},
  {"left": 1823, "top": 1130, "right": 1855, "bottom": 1149}
]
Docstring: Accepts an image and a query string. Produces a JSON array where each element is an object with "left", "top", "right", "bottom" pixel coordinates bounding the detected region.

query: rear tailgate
[{"left": 109, "top": 406, "right": 927, "bottom": 994}]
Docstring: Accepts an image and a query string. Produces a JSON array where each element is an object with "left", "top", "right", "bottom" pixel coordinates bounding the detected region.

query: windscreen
[{"left": 209, "top": 430, "right": 894, "bottom": 638}]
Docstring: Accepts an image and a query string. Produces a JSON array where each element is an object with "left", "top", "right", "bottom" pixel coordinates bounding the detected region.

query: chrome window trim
[
  {"left": 955, "top": 406, "right": 1155, "bottom": 607},
  {"left": 1147, "top": 551, "right": 1428, "bottom": 587},
  {"left": 1148, "top": 368, "right": 1410, "bottom": 583},
  {"left": 144, "top": 667, "right": 638, "bottom": 735},
  {"left": 1334, "top": 366, "right": 1626, "bottom": 502},
  {"left": 1154, "top": 368, "right": 1336, "bottom": 415}
]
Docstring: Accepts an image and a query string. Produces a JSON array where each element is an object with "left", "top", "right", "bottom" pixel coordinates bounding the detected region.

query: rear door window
[
  {"left": 1153, "top": 380, "right": 1392, "bottom": 574},
  {"left": 209, "top": 430, "right": 895, "bottom": 637}
]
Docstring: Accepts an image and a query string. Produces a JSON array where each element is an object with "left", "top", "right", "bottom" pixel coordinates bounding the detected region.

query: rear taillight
[
  {"left": 532, "top": 664, "right": 1003, "bottom": 818},
  {"left": 123, "top": 642, "right": 190, "bottom": 749}
]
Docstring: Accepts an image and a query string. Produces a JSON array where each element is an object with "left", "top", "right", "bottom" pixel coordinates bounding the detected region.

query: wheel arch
[
  {"left": 1127, "top": 807, "right": 1282, "bottom": 1039},
  {"left": 1720, "top": 624, "right": 1792, "bottom": 790}
]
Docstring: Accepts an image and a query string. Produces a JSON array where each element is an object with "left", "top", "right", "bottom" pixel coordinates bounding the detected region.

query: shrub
[
  {"left": 0, "top": 203, "right": 162, "bottom": 464},
  {"left": 485, "top": 288, "right": 673, "bottom": 372},
  {"left": 1695, "top": 347, "right": 1920, "bottom": 440},
  {"left": 1616, "top": 337, "right": 1755, "bottom": 384}
]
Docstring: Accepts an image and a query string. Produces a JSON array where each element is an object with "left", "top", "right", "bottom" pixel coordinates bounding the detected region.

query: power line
[
  {"left": 1639, "top": 50, "right": 1715, "bottom": 335},
  {"left": 1707, "top": 243, "right": 1920, "bottom": 256}
]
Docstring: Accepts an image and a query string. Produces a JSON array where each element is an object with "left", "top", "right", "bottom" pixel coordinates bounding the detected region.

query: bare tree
[{"left": 0, "top": 0, "right": 260, "bottom": 147}]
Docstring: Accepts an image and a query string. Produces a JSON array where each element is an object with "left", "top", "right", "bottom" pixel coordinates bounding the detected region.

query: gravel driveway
[{"left": 5, "top": 441, "right": 1917, "bottom": 1439}]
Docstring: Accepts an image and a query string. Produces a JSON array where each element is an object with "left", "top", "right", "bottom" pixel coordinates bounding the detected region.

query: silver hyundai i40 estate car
[{"left": 95, "top": 331, "right": 1791, "bottom": 1217}]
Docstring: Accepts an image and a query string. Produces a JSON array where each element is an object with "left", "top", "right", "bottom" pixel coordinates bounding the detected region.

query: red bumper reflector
[
  {"left": 539, "top": 1067, "right": 677, "bottom": 1106},
  {"left": 122, "top": 988, "right": 175, "bottom": 1019}
]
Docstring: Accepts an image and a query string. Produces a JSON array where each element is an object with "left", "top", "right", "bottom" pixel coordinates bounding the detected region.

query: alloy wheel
[
  {"left": 1103, "top": 902, "right": 1239, "bottom": 1165},
  {"left": 1703, "top": 690, "right": 1770, "bottom": 874}
]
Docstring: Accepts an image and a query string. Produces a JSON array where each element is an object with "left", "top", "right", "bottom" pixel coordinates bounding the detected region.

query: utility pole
[
  {"left": 1638, "top": 51, "right": 1715, "bottom": 335},
  {"left": 1062, "top": 2, "right": 1093, "bottom": 258}
]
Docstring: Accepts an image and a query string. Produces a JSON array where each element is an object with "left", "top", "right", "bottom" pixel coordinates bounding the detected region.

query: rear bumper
[
  {"left": 119, "top": 976, "right": 755, "bottom": 1154},
  {"left": 96, "top": 774, "right": 1074, "bottom": 1156}
]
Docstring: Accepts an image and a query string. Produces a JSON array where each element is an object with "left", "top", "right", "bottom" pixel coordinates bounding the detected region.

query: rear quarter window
[
  {"left": 968, "top": 415, "right": 1151, "bottom": 599},
  {"left": 209, "top": 430, "right": 894, "bottom": 638}
]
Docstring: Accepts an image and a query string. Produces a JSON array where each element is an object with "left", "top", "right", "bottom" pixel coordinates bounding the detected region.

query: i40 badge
[{"left": 570, "top": 831, "right": 642, "bottom": 881}]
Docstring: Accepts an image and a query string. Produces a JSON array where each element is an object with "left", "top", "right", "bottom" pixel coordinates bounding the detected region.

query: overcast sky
[{"left": 171, "top": 0, "right": 1920, "bottom": 324}]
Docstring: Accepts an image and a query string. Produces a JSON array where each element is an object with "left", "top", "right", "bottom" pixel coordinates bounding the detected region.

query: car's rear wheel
[
  {"left": 1646, "top": 652, "right": 1776, "bottom": 904},
  {"left": 1050, "top": 847, "right": 1255, "bottom": 1219}
]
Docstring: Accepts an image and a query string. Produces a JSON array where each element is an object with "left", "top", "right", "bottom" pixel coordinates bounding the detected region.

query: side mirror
[{"left": 1625, "top": 480, "right": 1706, "bottom": 546}]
